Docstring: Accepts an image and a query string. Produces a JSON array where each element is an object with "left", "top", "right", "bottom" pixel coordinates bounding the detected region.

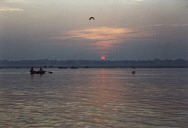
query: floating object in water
[
  {"left": 48, "top": 71, "right": 53, "bottom": 74},
  {"left": 89, "top": 17, "right": 95, "bottom": 20},
  {"left": 132, "top": 71, "right": 136, "bottom": 74}
]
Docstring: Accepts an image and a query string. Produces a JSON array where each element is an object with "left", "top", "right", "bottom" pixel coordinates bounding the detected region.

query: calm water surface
[{"left": 0, "top": 68, "right": 188, "bottom": 128}]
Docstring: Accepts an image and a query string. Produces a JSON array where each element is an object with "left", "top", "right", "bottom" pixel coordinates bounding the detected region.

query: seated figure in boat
[
  {"left": 39, "top": 67, "right": 43, "bottom": 72},
  {"left": 30, "top": 67, "right": 45, "bottom": 74}
]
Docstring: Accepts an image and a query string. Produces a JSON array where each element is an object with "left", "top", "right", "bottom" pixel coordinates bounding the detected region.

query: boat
[
  {"left": 30, "top": 67, "right": 46, "bottom": 75},
  {"left": 70, "top": 66, "right": 78, "bottom": 69},
  {"left": 58, "top": 67, "right": 68, "bottom": 69},
  {"left": 30, "top": 70, "right": 46, "bottom": 75}
]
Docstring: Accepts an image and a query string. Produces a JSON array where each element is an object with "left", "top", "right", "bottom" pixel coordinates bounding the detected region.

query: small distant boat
[
  {"left": 58, "top": 67, "right": 68, "bottom": 69},
  {"left": 70, "top": 66, "right": 78, "bottom": 69},
  {"left": 30, "top": 67, "right": 46, "bottom": 75},
  {"left": 30, "top": 70, "right": 46, "bottom": 75}
]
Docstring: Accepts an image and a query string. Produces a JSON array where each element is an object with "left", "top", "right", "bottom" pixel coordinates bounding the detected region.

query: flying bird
[{"left": 89, "top": 17, "right": 95, "bottom": 20}]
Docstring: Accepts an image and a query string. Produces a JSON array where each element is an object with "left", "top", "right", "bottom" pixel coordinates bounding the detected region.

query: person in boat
[
  {"left": 39, "top": 67, "right": 43, "bottom": 72},
  {"left": 30, "top": 67, "right": 34, "bottom": 73},
  {"left": 30, "top": 67, "right": 45, "bottom": 74},
  {"left": 38, "top": 67, "right": 45, "bottom": 74}
]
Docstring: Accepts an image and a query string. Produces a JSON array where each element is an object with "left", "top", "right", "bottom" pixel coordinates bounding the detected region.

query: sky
[{"left": 0, "top": 0, "right": 188, "bottom": 60}]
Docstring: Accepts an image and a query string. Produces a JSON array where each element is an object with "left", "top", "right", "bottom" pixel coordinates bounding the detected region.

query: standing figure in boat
[{"left": 30, "top": 67, "right": 34, "bottom": 73}]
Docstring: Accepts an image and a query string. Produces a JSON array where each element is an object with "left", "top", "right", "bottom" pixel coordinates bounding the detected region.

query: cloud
[
  {"left": 0, "top": 0, "right": 25, "bottom": 2},
  {"left": 137, "top": 24, "right": 188, "bottom": 29},
  {"left": 52, "top": 24, "right": 188, "bottom": 54},
  {"left": 0, "top": 7, "right": 23, "bottom": 12},
  {"left": 121, "top": 0, "right": 144, "bottom": 4},
  {"left": 68, "top": 27, "right": 133, "bottom": 40},
  {"left": 53, "top": 27, "right": 151, "bottom": 52},
  {"left": 170, "top": 24, "right": 188, "bottom": 27},
  {"left": 135, "top": 0, "right": 143, "bottom": 2}
]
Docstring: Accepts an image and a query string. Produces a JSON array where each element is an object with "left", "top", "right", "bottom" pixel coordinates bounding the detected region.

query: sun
[{"left": 100, "top": 56, "right": 106, "bottom": 60}]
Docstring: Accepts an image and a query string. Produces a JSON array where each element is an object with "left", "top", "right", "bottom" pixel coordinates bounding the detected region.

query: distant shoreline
[
  {"left": 1, "top": 59, "right": 188, "bottom": 69},
  {"left": 1, "top": 66, "right": 188, "bottom": 69}
]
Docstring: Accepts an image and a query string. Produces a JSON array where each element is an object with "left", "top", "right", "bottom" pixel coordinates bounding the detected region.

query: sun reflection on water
[{"left": 0, "top": 68, "right": 188, "bottom": 127}]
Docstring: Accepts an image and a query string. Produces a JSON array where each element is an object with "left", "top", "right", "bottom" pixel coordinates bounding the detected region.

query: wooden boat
[{"left": 30, "top": 70, "right": 46, "bottom": 75}]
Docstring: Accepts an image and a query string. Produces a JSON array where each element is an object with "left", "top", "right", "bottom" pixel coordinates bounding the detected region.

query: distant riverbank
[{"left": 1, "top": 59, "right": 188, "bottom": 69}]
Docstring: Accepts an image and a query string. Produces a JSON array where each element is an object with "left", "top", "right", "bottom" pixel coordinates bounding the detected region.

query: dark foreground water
[{"left": 0, "top": 68, "right": 188, "bottom": 128}]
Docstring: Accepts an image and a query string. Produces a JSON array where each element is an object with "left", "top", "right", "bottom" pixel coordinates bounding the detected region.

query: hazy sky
[{"left": 0, "top": 0, "right": 188, "bottom": 60}]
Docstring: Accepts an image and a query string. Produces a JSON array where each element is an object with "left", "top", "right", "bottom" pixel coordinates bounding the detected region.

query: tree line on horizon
[{"left": 0, "top": 59, "right": 188, "bottom": 68}]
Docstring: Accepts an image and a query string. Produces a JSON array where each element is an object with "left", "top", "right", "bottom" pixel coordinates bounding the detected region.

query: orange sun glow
[{"left": 101, "top": 56, "right": 106, "bottom": 60}]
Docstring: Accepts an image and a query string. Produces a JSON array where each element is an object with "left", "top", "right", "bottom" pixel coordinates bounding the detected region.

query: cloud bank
[{"left": 0, "top": 7, "right": 23, "bottom": 12}]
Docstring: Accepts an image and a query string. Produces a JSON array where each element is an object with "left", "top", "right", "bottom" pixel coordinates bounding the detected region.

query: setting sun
[{"left": 101, "top": 56, "right": 106, "bottom": 60}]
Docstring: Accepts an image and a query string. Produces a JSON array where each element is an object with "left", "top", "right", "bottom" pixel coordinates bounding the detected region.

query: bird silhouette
[{"left": 89, "top": 17, "right": 95, "bottom": 20}]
